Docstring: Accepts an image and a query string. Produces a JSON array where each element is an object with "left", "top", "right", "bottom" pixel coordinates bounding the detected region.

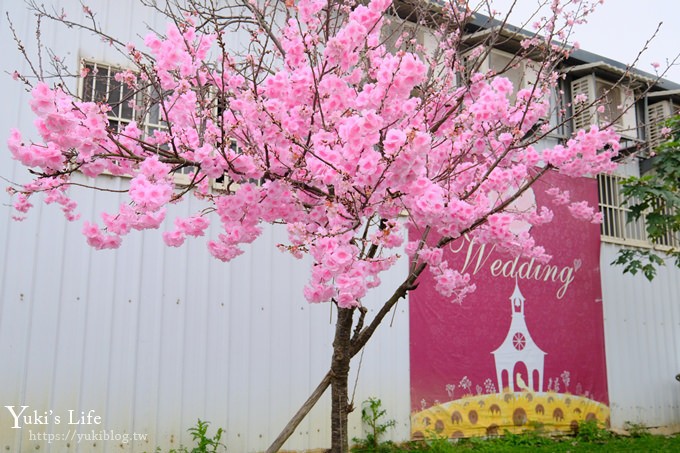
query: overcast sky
[{"left": 489, "top": 0, "right": 680, "bottom": 84}]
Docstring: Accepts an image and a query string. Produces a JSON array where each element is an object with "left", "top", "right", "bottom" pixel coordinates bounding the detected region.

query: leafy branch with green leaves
[{"left": 614, "top": 115, "right": 680, "bottom": 280}]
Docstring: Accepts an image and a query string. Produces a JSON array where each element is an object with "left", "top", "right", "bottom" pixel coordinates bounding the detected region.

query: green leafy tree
[{"left": 614, "top": 116, "right": 680, "bottom": 279}]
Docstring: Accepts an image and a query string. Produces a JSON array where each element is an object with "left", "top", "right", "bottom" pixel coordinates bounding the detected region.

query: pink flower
[
  {"left": 82, "top": 222, "right": 121, "bottom": 250},
  {"left": 383, "top": 129, "right": 407, "bottom": 155},
  {"left": 568, "top": 201, "right": 598, "bottom": 222},
  {"left": 129, "top": 176, "right": 173, "bottom": 211},
  {"left": 418, "top": 247, "right": 443, "bottom": 266},
  {"left": 175, "top": 215, "right": 210, "bottom": 237},
  {"left": 13, "top": 194, "right": 33, "bottom": 213},
  {"left": 163, "top": 230, "right": 186, "bottom": 247},
  {"left": 574, "top": 93, "right": 587, "bottom": 104}
]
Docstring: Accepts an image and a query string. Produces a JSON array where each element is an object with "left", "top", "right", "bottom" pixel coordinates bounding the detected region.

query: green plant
[
  {"left": 152, "top": 419, "right": 225, "bottom": 453},
  {"left": 187, "top": 419, "right": 225, "bottom": 453},
  {"left": 422, "top": 433, "right": 455, "bottom": 453},
  {"left": 350, "top": 430, "right": 680, "bottom": 452},
  {"left": 575, "top": 419, "right": 612, "bottom": 443},
  {"left": 616, "top": 115, "right": 680, "bottom": 279},
  {"left": 352, "top": 397, "right": 397, "bottom": 451},
  {"left": 624, "top": 421, "right": 651, "bottom": 438},
  {"left": 494, "top": 429, "right": 553, "bottom": 447}
]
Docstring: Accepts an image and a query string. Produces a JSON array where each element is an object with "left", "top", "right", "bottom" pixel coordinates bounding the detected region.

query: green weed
[
  {"left": 352, "top": 397, "right": 397, "bottom": 452},
  {"left": 152, "top": 419, "right": 225, "bottom": 453},
  {"left": 574, "top": 419, "right": 612, "bottom": 443},
  {"left": 624, "top": 421, "right": 651, "bottom": 438}
]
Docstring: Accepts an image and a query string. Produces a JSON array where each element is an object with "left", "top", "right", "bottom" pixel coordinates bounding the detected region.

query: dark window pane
[
  {"left": 94, "top": 65, "right": 109, "bottom": 103},
  {"left": 109, "top": 71, "right": 123, "bottom": 117},
  {"left": 121, "top": 84, "right": 135, "bottom": 120},
  {"left": 82, "top": 64, "right": 96, "bottom": 101},
  {"left": 149, "top": 103, "right": 160, "bottom": 125}
]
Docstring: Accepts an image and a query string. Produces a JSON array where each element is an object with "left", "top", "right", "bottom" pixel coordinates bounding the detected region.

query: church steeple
[
  {"left": 510, "top": 279, "right": 525, "bottom": 315},
  {"left": 492, "top": 280, "right": 546, "bottom": 392}
]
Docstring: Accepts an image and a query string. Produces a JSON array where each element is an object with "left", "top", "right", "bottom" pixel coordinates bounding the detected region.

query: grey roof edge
[
  {"left": 568, "top": 49, "right": 680, "bottom": 91},
  {"left": 465, "top": 10, "right": 680, "bottom": 91}
]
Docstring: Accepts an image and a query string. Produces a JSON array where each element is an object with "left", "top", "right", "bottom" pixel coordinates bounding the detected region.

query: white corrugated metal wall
[
  {"left": 0, "top": 1, "right": 411, "bottom": 451},
  {"left": 601, "top": 241, "right": 680, "bottom": 431},
  {"left": 598, "top": 158, "right": 680, "bottom": 432}
]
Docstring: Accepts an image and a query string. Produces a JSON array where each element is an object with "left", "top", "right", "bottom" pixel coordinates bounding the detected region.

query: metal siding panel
[
  {"left": 132, "top": 230, "right": 166, "bottom": 450},
  {"left": 267, "top": 232, "right": 296, "bottom": 438},
  {"left": 0, "top": 2, "right": 43, "bottom": 442},
  {"left": 157, "top": 243, "right": 188, "bottom": 448},
  {"left": 226, "top": 244, "right": 252, "bottom": 452},
  {"left": 181, "top": 227, "right": 211, "bottom": 435},
  {"left": 601, "top": 243, "right": 680, "bottom": 430},
  {"left": 48, "top": 227, "right": 92, "bottom": 453},
  {"left": 248, "top": 229, "right": 274, "bottom": 452}
]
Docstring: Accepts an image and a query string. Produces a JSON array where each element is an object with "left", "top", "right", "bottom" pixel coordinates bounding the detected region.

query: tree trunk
[
  {"left": 330, "top": 306, "right": 354, "bottom": 453},
  {"left": 267, "top": 279, "right": 415, "bottom": 453}
]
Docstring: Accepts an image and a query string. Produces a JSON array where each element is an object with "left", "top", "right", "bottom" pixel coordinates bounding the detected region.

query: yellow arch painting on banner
[{"left": 411, "top": 391, "right": 610, "bottom": 439}]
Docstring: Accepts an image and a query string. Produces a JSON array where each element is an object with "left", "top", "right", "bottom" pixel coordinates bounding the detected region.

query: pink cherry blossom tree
[{"left": 7, "top": 0, "right": 625, "bottom": 451}]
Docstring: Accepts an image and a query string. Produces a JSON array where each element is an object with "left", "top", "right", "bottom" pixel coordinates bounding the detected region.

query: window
[
  {"left": 210, "top": 139, "right": 263, "bottom": 191},
  {"left": 80, "top": 61, "right": 262, "bottom": 191},
  {"left": 81, "top": 61, "right": 170, "bottom": 139},
  {"left": 488, "top": 51, "right": 526, "bottom": 102},
  {"left": 80, "top": 61, "right": 200, "bottom": 184},
  {"left": 81, "top": 62, "right": 140, "bottom": 132},
  {"left": 598, "top": 173, "right": 679, "bottom": 248},
  {"left": 595, "top": 80, "right": 623, "bottom": 127},
  {"left": 598, "top": 173, "right": 647, "bottom": 246},
  {"left": 570, "top": 75, "right": 636, "bottom": 139},
  {"left": 647, "top": 100, "right": 677, "bottom": 151},
  {"left": 382, "top": 16, "right": 425, "bottom": 54}
]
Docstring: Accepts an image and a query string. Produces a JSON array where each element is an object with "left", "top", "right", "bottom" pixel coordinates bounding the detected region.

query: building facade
[{"left": 0, "top": 1, "right": 679, "bottom": 452}]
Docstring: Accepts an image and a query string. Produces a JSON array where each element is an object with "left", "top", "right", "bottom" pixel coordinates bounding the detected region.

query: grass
[
  {"left": 351, "top": 424, "right": 680, "bottom": 452},
  {"left": 352, "top": 435, "right": 680, "bottom": 452}
]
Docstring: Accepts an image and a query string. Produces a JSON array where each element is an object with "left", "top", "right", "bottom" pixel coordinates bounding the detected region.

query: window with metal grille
[
  {"left": 211, "top": 139, "right": 264, "bottom": 190},
  {"left": 80, "top": 61, "right": 260, "bottom": 190},
  {"left": 570, "top": 76, "right": 637, "bottom": 139},
  {"left": 81, "top": 62, "right": 162, "bottom": 133},
  {"left": 646, "top": 101, "right": 677, "bottom": 151},
  {"left": 598, "top": 173, "right": 679, "bottom": 249},
  {"left": 80, "top": 61, "right": 203, "bottom": 184}
]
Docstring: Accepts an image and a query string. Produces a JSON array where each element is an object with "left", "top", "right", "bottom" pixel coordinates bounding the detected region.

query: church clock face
[{"left": 512, "top": 332, "right": 526, "bottom": 351}]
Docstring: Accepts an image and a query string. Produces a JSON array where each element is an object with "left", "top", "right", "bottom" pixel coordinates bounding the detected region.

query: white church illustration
[{"left": 492, "top": 280, "right": 546, "bottom": 392}]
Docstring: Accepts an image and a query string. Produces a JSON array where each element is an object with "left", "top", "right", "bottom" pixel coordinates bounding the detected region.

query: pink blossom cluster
[
  {"left": 9, "top": 177, "right": 79, "bottom": 222},
  {"left": 546, "top": 187, "right": 571, "bottom": 205},
  {"left": 8, "top": 82, "right": 108, "bottom": 174},
  {"left": 163, "top": 215, "right": 210, "bottom": 247},
  {"left": 304, "top": 233, "right": 399, "bottom": 308},
  {"left": 144, "top": 23, "right": 215, "bottom": 90},
  {"left": 568, "top": 200, "right": 603, "bottom": 224},
  {"left": 543, "top": 126, "right": 619, "bottom": 176},
  {"left": 416, "top": 246, "right": 476, "bottom": 303},
  {"left": 8, "top": 0, "right": 620, "bottom": 306}
]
